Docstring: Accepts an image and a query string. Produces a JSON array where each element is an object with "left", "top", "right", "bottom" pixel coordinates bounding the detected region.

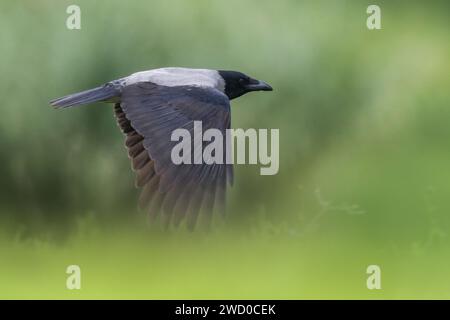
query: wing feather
[{"left": 115, "top": 83, "right": 233, "bottom": 228}]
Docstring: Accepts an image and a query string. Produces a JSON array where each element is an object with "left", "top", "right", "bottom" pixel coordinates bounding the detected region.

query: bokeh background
[{"left": 0, "top": 0, "right": 449, "bottom": 299}]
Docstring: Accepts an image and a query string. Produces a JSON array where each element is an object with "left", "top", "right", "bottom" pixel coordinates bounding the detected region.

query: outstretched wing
[{"left": 115, "top": 82, "right": 233, "bottom": 229}]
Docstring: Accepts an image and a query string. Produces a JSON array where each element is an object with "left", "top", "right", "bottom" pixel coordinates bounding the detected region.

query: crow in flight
[{"left": 51, "top": 67, "right": 272, "bottom": 228}]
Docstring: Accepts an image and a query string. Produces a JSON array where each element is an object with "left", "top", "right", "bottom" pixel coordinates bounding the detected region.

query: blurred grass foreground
[{"left": 0, "top": 0, "right": 449, "bottom": 299}]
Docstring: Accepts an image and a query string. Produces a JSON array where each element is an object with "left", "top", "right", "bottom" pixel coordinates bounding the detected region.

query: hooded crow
[{"left": 50, "top": 67, "right": 272, "bottom": 229}]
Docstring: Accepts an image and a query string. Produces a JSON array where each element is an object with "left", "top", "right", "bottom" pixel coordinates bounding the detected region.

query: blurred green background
[{"left": 0, "top": 0, "right": 449, "bottom": 299}]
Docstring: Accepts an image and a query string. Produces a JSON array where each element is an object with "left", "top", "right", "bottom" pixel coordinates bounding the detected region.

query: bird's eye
[{"left": 239, "top": 78, "right": 248, "bottom": 84}]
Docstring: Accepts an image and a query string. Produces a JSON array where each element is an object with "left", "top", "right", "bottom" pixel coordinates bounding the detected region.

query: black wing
[{"left": 115, "top": 82, "right": 233, "bottom": 229}]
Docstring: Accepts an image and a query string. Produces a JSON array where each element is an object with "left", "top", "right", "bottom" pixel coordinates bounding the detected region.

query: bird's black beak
[{"left": 246, "top": 79, "right": 273, "bottom": 92}]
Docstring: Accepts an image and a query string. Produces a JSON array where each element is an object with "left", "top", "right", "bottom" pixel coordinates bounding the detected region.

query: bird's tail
[{"left": 50, "top": 84, "right": 120, "bottom": 109}]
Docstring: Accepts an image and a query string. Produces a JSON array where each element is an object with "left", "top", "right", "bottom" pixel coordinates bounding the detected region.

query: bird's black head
[{"left": 218, "top": 70, "right": 273, "bottom": 100}]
